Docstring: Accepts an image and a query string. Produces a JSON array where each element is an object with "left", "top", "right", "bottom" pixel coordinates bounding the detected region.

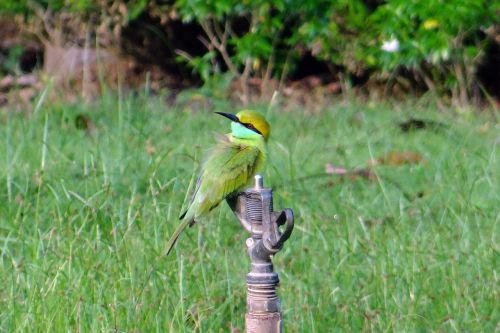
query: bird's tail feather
[{"left": 165, "top": 216, "right": 193, "bottom": 256}]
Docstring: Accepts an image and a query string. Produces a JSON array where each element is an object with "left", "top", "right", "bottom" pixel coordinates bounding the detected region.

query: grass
[{"left": 0, "top": 92, "right": 498, "bottom": 332}]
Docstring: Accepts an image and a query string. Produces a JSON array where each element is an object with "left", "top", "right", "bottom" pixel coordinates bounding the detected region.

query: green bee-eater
[{"left": 165, "top": 110, "right": 271, "bottom": 255}]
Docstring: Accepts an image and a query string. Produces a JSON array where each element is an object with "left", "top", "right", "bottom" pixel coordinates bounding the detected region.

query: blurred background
[
  {"left": 0, "top": 0, "right": 499, "bottom": 107},
  {"left": 1, "top": 2, "right": 499, "bottom": 332}
]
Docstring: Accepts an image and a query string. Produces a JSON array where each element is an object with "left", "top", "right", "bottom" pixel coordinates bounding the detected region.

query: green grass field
[{"left": 0, "top": 92, "right": 498, "bottom": 332}]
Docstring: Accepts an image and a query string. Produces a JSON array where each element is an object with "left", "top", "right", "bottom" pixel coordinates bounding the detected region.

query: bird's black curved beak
[{"left": 215, "top": 112, "right": 240, "bottom": 123}]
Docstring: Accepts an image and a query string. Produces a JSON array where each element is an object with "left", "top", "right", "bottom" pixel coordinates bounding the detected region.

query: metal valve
[{"left": 227, "top": 174, "right": 294, "bottom": 333}]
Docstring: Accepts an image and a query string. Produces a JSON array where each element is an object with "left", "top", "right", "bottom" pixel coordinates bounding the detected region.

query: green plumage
[{"left": 165, "top": 132, "right": 266, "bottom": 255}]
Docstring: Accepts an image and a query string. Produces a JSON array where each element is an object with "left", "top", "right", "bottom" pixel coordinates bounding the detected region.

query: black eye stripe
[{"left": 242, "top": 122, "right": 262, "bottom": 135}]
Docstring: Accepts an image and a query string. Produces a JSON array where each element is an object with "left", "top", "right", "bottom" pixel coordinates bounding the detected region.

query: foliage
[
  {"left": 0, "top": 94, "right": 498, "bottom": 331},
  {"left": 365, "top": 0, "right": 499, "bottom": 101},
  {"left": 0, "top": 0, "right": 150, "bottom": 47},
  {"left": 174, "top": 0, "right": 499, "bottom": 101},
  {"left": 0, "top": 46, "right": 23, "bottom": 75},
  {"left": 0, "top": 0, "right": 147, "bottom": 20},
  {"left": 0, "top": 0, "right": 498, "bottom": 101},
  {"left": 0, "top": 0, "right": 88, "bottom": 15}
]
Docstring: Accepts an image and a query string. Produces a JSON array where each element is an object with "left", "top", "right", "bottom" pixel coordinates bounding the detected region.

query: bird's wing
[
  {"left": 167, "top": 138, "right": 261, "bottom": 256},
  {"left": 179, "top": 134, "right": 232, "bottom": 220},
  {"left": 195, "top": 139, "right": 261, "bottom": 216}
]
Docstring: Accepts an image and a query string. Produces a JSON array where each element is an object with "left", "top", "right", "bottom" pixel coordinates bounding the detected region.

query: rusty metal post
[{"left": 228, "top": 174, "right": 294, "bottom": 333}]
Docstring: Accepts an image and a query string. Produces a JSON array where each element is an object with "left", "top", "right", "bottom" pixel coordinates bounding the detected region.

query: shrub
[
  {"left": 174, "top": 0, "right": 499, "bottom": 102},
  {"left": 1, "top": 0, "right": 498, "bottom": 103},
  {"left": 365, "top": 0, "right": 499, "bottom": 103}
]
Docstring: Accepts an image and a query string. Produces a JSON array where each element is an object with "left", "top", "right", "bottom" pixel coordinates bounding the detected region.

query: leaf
[
  {"left": 423, "top": 19, "right": 439, "bottom": 30},
  {"left": 368, "top": 151, "right": 425, "bottom": 166},
  {"left": 325, "top": 163, "right": 375, "bottom": 181},
  {"left": 399, "top": 118, "right": 445, "bottom": 132}
]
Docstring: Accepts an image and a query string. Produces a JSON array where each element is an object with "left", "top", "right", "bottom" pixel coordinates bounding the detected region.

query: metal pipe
[{"left": 228, "top": 175, "right": 294, "bottom": 333}]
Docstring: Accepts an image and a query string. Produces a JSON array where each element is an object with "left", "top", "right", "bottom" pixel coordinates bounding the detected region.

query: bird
[{"left": 165, "top": 110, "right": 271, "bottom": 255}]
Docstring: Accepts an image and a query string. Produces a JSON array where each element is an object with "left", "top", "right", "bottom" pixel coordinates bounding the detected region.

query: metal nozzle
[
  {"left": 245, "top": 192, "right": 268, "bottom": 223},
  {"left": 254, "top": 174, "right": 263, "bottom": 189},
  {"left": 226, "top": 174, "right": 294, "bottom": 333},
  {"left": 228, "top": 175, "right": 294, "bottom": 255}
]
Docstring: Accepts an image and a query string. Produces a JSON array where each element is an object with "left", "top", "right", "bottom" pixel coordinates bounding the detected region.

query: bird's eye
[{"left": 244, "top": 123, "right": 261, "bottom": 134}]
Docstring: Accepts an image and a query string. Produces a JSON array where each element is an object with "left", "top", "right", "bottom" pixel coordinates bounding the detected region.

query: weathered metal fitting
[
  {"left": 228, "top": 174, "right": 294, "bottom": 333},
  {"left": 247, "top": 269, "right": 279, "bottom": 285},
  {"left": 246, "top": 312, "right": 282, "bottom": 333},
  {"left": 246, "top": 283, "right": 281, "bottom": 313}
]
